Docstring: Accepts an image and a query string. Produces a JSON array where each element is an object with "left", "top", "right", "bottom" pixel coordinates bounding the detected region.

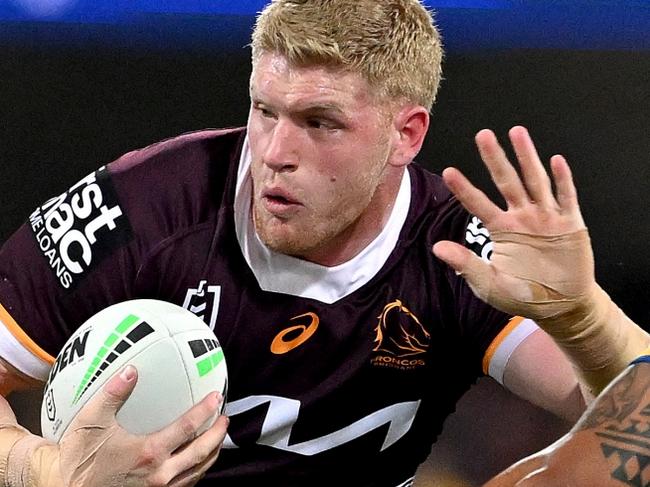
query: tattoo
[
  {"left": 576, "top": 364, "right": 650, "bottom": 486},
  {"left": 642, "top": 403, "right": 650, "bottom": 418},
  {"left": 599, "top": 445, "right": 650, "bottom": 486},
  {"left": 578, "top": 366, "right": 648, "bottom": 429}
]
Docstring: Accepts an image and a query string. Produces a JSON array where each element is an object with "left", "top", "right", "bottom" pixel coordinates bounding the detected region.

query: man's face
[{"left": 247, "top": 52, "right": 397, "bottom": 263}]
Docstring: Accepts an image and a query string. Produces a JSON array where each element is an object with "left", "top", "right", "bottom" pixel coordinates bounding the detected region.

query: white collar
[{"left": 234, "top": 137, "right": 411, "bottom": 304}]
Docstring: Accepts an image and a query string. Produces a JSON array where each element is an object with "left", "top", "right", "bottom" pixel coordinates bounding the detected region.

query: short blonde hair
[{"left": 251, "top": 0, "right": 444, "bottom": 111}]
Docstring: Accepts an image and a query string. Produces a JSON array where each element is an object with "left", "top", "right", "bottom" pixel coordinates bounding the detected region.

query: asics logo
[{"left": 271, "top": 312, "right": 319, "bottom": 354}]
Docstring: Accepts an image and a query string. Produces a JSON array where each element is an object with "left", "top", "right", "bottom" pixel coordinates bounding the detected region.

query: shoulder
[
  {"left": 108, "top": 128, "right": 245, "bottom": 176},
  {"left": 407, "top": 162, "right": 452, "bottom": 204},
  {"left": 405, "top": 164, "right": 472, "bottom": 247},
  {"left": 401, "top": 164, "right": 494, "bottom": 275},
  {"left": 105, "top": 128, "right": 246, "bottom": 239}
]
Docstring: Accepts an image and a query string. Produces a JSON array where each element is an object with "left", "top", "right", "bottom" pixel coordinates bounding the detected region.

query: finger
[
  {"left": 166, "top": 415, "right": 229, "bottom": 486},
  {"left": 509, "top": 126, "right": 554, "bottom": 207},
  {"left": 168, "top": 467, "right": 206, "bottom": 487},
  {"left": 550, "top": 155, "right": 578, "bottom": 209},
  {"left": 432, "top": 240, "right": 494, "bottom": 303},
  {"left": 168, "top": 444, "right": 221, "bottom": 487},
  {"left": 475, "top": 129, "right": 528, "bottom": 208},
  {"left": 441, "top": 167, "right": 503, "bottom": 225},
  {"left": 79, "top": 365, "right": 138, "bottom": 424},
  {"left": 155, "top": 392, "right": 223, "bottom": 452},
  {"left": 432, "top": 240, "right": 474, "bottom": 274}
]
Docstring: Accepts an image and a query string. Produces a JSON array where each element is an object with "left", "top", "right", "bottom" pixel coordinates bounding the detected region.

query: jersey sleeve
[
  {"left": 0, "top": 164, "right": 142, "bottom": 380},
  {"left": 0, "top": 130, "right": 231, "bottom": 380},
  {"left": 437, "top": 201, "right": 539, "bottom": 380}
]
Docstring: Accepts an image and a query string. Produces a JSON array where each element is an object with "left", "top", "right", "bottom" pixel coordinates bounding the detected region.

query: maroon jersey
[{"left": 0, "top": 128, "right": 515, "bottom": 486}]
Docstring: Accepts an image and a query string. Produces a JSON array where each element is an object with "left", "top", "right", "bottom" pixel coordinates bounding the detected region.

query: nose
[{"left": 262, "top": 119, "right": 299, "bottom": 174}]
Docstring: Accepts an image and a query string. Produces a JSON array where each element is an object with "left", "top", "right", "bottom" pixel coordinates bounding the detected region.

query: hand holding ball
[{"left": 41, "top": 299, "right": 228, "bottom": 442}]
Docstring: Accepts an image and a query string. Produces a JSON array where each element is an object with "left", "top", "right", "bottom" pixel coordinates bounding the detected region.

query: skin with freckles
[{"left": 247, "top": 52, "right": 427, "bottom": 266}]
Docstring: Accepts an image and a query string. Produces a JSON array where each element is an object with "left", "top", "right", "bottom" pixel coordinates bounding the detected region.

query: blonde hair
[{"left": 251, "top": 0, "right": 444, "bottom": 111}]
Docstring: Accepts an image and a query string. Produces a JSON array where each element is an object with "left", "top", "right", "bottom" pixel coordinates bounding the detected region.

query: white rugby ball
[{"left": 41, "top": 299, "right": 228, "bottom": 442}]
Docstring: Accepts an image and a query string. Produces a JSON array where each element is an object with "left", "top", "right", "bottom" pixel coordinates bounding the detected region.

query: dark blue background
[{"left": 1, "top": 0, "right": 649, "bottom": 52}]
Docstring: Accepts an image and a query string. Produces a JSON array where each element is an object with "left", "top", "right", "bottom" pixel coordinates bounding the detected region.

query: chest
[
  {"left": 135, "top": 231, "right": 458, "bottom": 403},
  {"left": 131, "top": 223, "right": 475, "bottom": 460}
]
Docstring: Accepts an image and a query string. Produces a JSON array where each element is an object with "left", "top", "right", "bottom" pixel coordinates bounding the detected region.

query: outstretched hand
[{"left": 433, "top": 126, "right": 596, "bottom": 321}]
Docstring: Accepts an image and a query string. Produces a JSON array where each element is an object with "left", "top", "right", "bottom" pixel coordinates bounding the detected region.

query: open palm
[{"left": 433, "top": 126, "right": 595, "bottom": 321}]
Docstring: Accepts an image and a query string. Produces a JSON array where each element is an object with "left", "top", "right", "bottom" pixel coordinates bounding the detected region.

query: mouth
[{"left": 261, "top": 187, "right": 303, "bottom": 216}]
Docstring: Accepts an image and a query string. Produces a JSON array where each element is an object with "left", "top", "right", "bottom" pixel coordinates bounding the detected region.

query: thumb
[
  {"left": 432, "top": 240, "right": 494, "bottom": 301},
  {"left": 433, "top": 240, "right": 481, "bottom": 274},
  {"left": 81, "top": 365, "right": 138, "bottom": 424}
]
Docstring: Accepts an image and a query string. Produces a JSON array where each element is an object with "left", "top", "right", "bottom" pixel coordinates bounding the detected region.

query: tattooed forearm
[
  {"left": 481, "top": 363, "right": 650, "bottom": 486},
  {"left": 577, "top": 364, "right": 650, "bottom": 431},
  {"left": 574, "top": 363, "right": 650, "bottom": 486}
]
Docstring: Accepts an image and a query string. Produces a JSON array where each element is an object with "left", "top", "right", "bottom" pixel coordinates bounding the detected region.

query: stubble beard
[
  {"left": 253, "top": 199, "right": 359, "bottom": 259},
  {"left": 253, "top": 160, "right": 388, "bottom": 261}
]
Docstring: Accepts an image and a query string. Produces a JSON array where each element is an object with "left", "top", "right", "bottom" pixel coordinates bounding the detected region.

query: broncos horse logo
[{"left": 373, "top": 300, "right": 430, "bottom": 357}]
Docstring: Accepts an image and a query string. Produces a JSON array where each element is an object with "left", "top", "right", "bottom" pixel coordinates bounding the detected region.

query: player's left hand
[{"left": 433, "top": 126, "right": 596, "bottom": 321}]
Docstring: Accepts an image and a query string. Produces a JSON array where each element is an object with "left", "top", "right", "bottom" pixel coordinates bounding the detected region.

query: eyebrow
[
  {"left": 253, "top": 97, "right": 345, "bottom": 115},
  {"left": 298, "top": 104, "right": 346, "bottom": 117}
]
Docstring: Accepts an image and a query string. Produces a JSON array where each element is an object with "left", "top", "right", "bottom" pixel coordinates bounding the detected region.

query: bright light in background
[
  {"left": 0, "top": 0, "right": 647, "bottom": 51},
  {"left": 11, "top": 0, "right": 77, "bottom": 18}
]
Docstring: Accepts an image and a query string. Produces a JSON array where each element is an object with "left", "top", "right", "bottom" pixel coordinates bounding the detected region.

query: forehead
[{"left": 250, "top": 52, "right": 377, "bottom": 110}]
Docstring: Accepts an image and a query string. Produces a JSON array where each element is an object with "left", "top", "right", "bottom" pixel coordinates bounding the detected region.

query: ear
[{"left": 388, "top": 105, "right": 430, "bottom": 168}]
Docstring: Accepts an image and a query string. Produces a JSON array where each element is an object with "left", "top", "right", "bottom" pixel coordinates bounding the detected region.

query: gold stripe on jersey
[
  {"left": 482, "top": 316, "right": 525, "bottom": 375},
  {"left": 0, "top": 303, "right": 55, "bottom": 365}
]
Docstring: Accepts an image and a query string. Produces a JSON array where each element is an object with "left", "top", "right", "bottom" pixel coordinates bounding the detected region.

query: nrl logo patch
[{"left": 182, "top": 280, "right": 222, "bottom": 331}]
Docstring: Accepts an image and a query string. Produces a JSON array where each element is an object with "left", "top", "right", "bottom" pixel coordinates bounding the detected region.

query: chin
[
  {"left": 257, "top": 222, "right": 313, "bottom": 256},
  {"left": 262, "top": 234, "right": 315, "bottom": 258},
  {"left": 255, "top": 208, "right": 352, "bottom": 260}
]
